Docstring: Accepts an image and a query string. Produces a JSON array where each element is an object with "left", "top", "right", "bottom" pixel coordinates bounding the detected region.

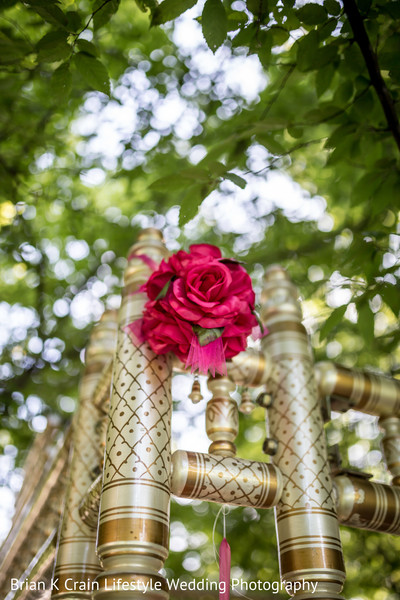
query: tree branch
[{"left": 342, "top": 0, "right": 400, "bottom": 152}]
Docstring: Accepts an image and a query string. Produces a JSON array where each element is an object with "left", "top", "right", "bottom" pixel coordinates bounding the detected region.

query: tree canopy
[{"left": 1, "top": 0, "right": 400, "bottom": 597}]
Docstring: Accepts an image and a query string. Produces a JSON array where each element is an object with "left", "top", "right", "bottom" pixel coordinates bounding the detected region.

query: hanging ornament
[
  {"left": 239, "top": 388, "right": 254, "bottom": 414},
  {"left": 219, "top": 507, "right": 230, "bottom": 600},
  {"left": 188, "top": 376, "right": 203, "bottom": 404}
]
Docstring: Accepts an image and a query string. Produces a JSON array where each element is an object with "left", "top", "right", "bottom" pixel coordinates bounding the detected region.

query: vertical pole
[
  {"left": 261, "top": 266, "right": 346, "bottom": 599},
  {"left": 52, "top": 311, "right": 118, "bottom": 598},
  {"left": 95, "top": 229, "right": 172, "bottom": 600}
]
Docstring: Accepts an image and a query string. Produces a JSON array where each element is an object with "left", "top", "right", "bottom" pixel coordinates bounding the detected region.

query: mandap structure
[{"left": 1, "top": 228, "right": 400, "bottom": 600}]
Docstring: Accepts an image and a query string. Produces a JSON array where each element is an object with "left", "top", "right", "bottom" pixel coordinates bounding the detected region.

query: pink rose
[
  {"left": 141, "top": 244, "right": 257, "bottom": 371},
  {"left": 144, "top": 244, "right": 221, "bottom": 301},
  {"left": 142, "top": 301, "right": 193, "bottom": 362}
]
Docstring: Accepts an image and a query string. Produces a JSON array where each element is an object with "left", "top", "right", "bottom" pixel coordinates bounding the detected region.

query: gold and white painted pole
[
  {"left": 171, "top": 450, "right": 282, "bottom": 508},
  {"left": 261, "top": 266, "right": 346, "bottom": 599},
  {"left": 95, "top": 229, "right": 172, "bottom": 600},
  {"left": 316, "top": 362, "right": 400, "bottom": 417},
  {"left": 333, "top": 474, "right": 400, "bottom": 535},
  {"left": 52, "top": 311, "right": 118, "bottom": 599}
]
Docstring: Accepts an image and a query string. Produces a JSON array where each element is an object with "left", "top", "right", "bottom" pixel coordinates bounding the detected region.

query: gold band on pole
[
  {"left": 334, "top": 474, "right": 400, "bottom": 535},
  {"left": 171, "top": 450, "right": 282, "bottom": 508},
  {"left": 95, "top": 229, "right": 172, "bottom": 600},
  {"left": 52, "top": 311, "right": 118, "bottom": 599},
  {"left": 316, "top": 362, "right": 400, "bottom": 417},
  {"left": 226, "top": 349, "right": 272, "bottom": 387},
  {"left": 261, "top": 266, "right": 345, "bottom": 599}
]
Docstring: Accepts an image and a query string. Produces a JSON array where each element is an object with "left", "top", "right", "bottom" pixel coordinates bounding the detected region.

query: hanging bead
[
  {"left": 189, "top": 376, "right": 203, "bottom": 404},
  {"left": 239, "top": 388, "right": 254, "bottom": 414}
]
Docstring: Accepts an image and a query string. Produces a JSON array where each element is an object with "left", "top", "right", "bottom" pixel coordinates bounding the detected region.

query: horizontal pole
[
  {"left": 334, "top": 474, "right": 400, "bottom": 535},
  {"left": 171, "top": 450, "right": 282, "bottom": 509},
  {"left": 316, "top": 362, "right": 400, "bottom": 417}
]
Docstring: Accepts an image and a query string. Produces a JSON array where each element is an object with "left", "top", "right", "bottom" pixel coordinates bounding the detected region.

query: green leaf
[
  {"left": 319, "top": 305, "right": 347, "bottom": 341},
  {"left": 0, "top": 0, "right": 18, "bottom": 10},
  {"left": 325, "top": 123, "right": 357, "bottom": 150},
  {"left": 381, "top": 1, "right": 400, "bottom": 19},
  {"left": 323, "top": 0, "right": 341, "bottom": 15},
  {"left": 93, "top": 0, "right": 120, "bottom": 30},
  {"left": 65, "top": 10, "right": 82, "bottom": 32},
  {"left": 224, "top": 172, "right": 247, "bottom": 189},
  {"left": 358, "top": 301, "right": 374, "bottom": 345},
  {"left": 318, "top": 17, "right": 337, "bottom": 40},
  {"left": 134, "top": 0, "right": 158, "bottom": 12},
  {"left": 316, "top": 63, "right": 335, "bottom": 96},
  {"left": 231, "top": 24, "right": 257, "bottom": 48},
  {"left": 73, "top": 52, "right": 110, "bottom": 95},
  {"left": 257, "top": 134, "right": 285, "bottom": 155},
  {"left": 246, "top": 0, "right": 269, "bottom": 20},
  {"left": 298, "top": 33, "right": 338, "bottom": 71},
  {"left": 269, "top": 24, "right": 290, "bottom": 45},
  {"left": 0, "top": 34, "right": 30, "bottom": 64},
  {"left": 227, "top": 10, "right": 248, "bottom": 32},
  {"left": 297, "top": 30, "right": 319, "bottom": 71},
  {"left": 193, "top": 325, "right": 224, "bottom": 346},
  {"left": 296, "top": 3, "right": 327, "bottom": 25},
  {"left": 202, "top": 0, "right": 228, "bottom": 52},
  {"left": 50, "top": 62, "right": 72, "bottom": 101},
  {"left": 256, "top": 29, "right": 273, "bottom": 67},
  {"left": 25, "top": 0, "right": 68, "bottom": 28},
  {"left": 151, "top": 0, "right": 197, "bottom": 26},
  {"left": 342, "top": 43, "right": 365, "bottom": 74},
  {"left": 76, "top": 39, "right": 98, "bottom": 57},
  {"left": 36, "top": 30, "right": 70, "bottom": 62},
  {"left": 178, "top": 185, "right": 204, "bottom": 226},
  {"left": 155, "top": 277, "right": 174, "bottom": 300},
  {"left": 352, "top": 171, "right": 384, "bottom": 204},
  {"left": 150, "top": 167, "right": 210, "bottom": 191},
  {"left": 380, "top": 283, "right": 400, "bottom": 316},
  {"left": 333, "top": 79, "right": 354, "bottom": 105}
]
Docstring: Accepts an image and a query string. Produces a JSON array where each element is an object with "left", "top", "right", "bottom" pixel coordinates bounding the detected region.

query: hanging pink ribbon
[
  {"left": 127, "top": 252, "right": 158, "bottom": 272},
  {"left": 185, "top": 334, "right": 227, "bottom": 377},
  {"left": 251, "top": 324, "right": 269, "bottom": 340},
  {"left": 123, "top": 319, "right": 145, "bottom": 346},
  {"left": 219, "top": 537, "right": 231, "bottom": 600}
]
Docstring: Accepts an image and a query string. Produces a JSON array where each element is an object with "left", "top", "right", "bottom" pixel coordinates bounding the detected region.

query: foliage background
[{"left": 1, "top": 0, "right": 400, "bottom": 597}]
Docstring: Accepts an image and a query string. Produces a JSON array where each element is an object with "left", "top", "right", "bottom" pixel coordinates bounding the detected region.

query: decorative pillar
[
  {"left": 206, "top": 376, "right": 237, "bottom": 457},
  {"left": 261, "top": 266, "right": 345, "bottom": 599},
  {"left": 52, "top": 311, "right": 118, "bottom": 599},
  {"left": 380, "top": 416, "right": 400, "bottom": 486},
  {"left": 95, "top": 229, "right": 172, "bottom": 600}
]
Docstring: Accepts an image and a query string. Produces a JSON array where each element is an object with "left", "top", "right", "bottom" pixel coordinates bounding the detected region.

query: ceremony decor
[
  {"left": 2, "top": 228, "right": 400, "bottom": 600},
  {"left": 125, "top": 244, "right": 258, "bottom": 376}
]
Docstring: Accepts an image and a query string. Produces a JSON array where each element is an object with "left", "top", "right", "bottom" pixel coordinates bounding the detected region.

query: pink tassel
[
  {"left": 123, "top": 319, "right": 145, "bottom": 346},
  {"left": 219, "top": 538, "right": 231, "bottom": 600},
  {"left": 185, "top": 334, "right": 227, "bottom": 377}
]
